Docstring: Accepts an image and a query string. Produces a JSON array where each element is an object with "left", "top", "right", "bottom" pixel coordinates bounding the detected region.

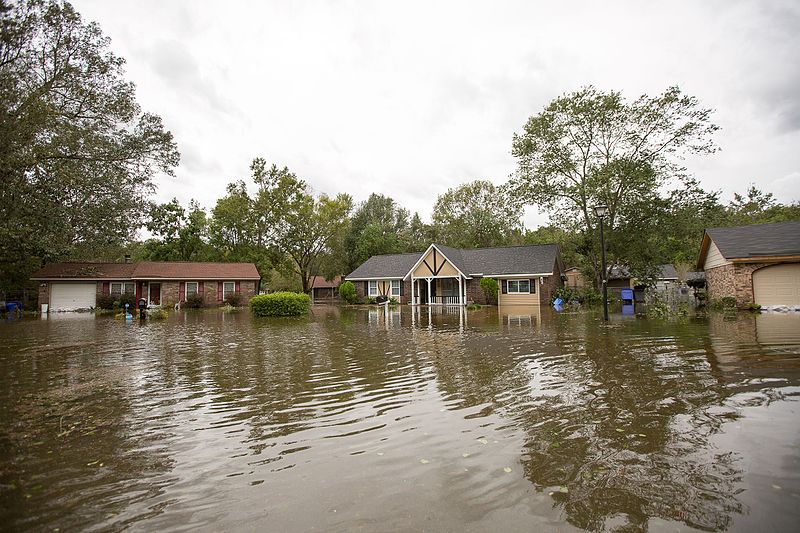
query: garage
[
  {"left": 753, "top": 264, "right": 800, "bottom": 307},
  {"left": 49, "top": 283, "right": 97, "bottom": 311}
]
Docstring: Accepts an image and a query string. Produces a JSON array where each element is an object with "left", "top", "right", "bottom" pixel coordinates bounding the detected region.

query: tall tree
[
  {"left": 430, "top": 180, "right": 523, "bottom": 248},
  {"left": 511, "top": 86, "right": 718, "bottom": 281},
  {"left": 0, "top": 0, "right": 179, "bottom": 287},
  {"left": 344, "top": 193, "right": 410, "bottom": 271},
  {"left": 142, "top": 199, "right": 211, "bottom": 261}
]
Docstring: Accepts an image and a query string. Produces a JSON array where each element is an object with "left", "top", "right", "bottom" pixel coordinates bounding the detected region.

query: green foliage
[
  {"left": 479, "top": 277, "right": 499, "bottom": 304},
  {"left": 552, "top": 286, "right": 602, "bottom": 305},
  {"left": 224, "top": 293, "right": 242, "bottom": 307},
  {"left": 345, "top": 194, "right": 411, "bottom": 271},
  {"left": 431, "top": 181, "right": 523, "bottom": 248},
  {"left": 142, "top": 199, "right": 213, "bottom": 261},
  {"left": 250, "top": 292, "right": 311, "bottom": 317},
  {"left": 96, "top": 295, "right": 116, "bottom": 310},
  {"left": 339, "top": 280, "right": 358, "bottom": 304},
  {"left": 466, "top": 303, "right": 482, "bottom": 311},
  {"left": 511, "top": 86, "right": 718, "bottom": 285},
  {"left": 183, "top": 295, "right": 204, "bottom": 309},
  {"left": 0, "top": 0, "right": 179, "bottom": 289},
  {"left": 148, "top": 307, "right": 169, "bottom": 320},
  {"left": 745, "top": 302, "right": 762, "bottom": 313},
  {"left": 708, "top": 297, "right": 738, "bottom": 311},
  {"left": 646, "top": 293, "right": 670, "bottom": 319}
]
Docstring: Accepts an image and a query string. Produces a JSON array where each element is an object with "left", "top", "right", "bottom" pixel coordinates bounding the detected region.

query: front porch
[{"left": 410, "top": 275, "right": 468, "bottom": 306}]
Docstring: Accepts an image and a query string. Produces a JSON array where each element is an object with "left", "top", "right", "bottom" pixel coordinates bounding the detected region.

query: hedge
[{"left": 250, "top": 292, "right": 311, "bottom": 317}]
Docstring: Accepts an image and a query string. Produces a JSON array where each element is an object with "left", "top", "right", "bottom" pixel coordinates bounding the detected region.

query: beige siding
[
  {"left": 705, "top": 241, "right": 731, "bottom": 269},
  {"left": 498, "top": 292, "right": 539, "bottom": 305},
  {"left": 413, "top": 247, "right": 459, "bottom": 277}
]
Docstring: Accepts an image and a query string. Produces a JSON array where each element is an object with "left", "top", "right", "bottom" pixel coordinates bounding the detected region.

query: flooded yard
[{"left": 1, "top": 306, "right": 799, "bottom": 532}]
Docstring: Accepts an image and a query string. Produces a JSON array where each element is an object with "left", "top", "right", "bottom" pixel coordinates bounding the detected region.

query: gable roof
[
  {"left": 698, "top": 220, "right": 800, "bottom": 268},
  {"left": 346, "top": 243, "right": 561, "bottom": 280},
  {"left": 311, "top": 275, "right": 342, "bottom": 289},
  {"left": 345, "top": 252, "right": 423, "bottom": 280},
  {"left": 31, "top": 261, "right": 261, "bottom": 280}
]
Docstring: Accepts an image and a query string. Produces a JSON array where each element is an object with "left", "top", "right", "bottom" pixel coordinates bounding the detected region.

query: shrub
[
  {"left": 479, "top": 277, "right": 498, "bottom": 304},
  {"left": 96, "top": 294, "right": 116, "bottom": 310},
  {"left": 466, "top": 303, "right": 482, "bottom": 311},
  {"left": 250, "top": 291, "right": 311, "bottom": 317},
  {"left": 148, "top": 307, "right": 169, "bottom": 320},
  {"left": 224, "top": 293, "right": 242, "bottom": 307},
  {"left": 389, "top": 297, "right": 399, "bottom": 306},
  {"left": 709, "top": 296, "right": 737, "bottom": 311},
  {"left": 339, "top": 280, "right": 358, "bottom": 304},
  {"left": 184, "top": 294, "right": 204, "bottom": 308}
]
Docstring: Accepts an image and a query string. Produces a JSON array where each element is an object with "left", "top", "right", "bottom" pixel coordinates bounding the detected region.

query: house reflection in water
[{"left": 499, "top": 305, "right": 541, "bottom": 331}]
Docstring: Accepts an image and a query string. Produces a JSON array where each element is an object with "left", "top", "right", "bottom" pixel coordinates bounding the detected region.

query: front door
[{"left": 149, "top": 283, "right": 161, "bottom": 305}]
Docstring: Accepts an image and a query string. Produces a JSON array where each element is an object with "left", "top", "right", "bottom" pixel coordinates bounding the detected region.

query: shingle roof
[
  {"left": 311, "top": 275, "right": 343, "bottom": 289},
  {"left": 346, "top": 252, "right": 423, "bottom": 279},
  {"left": 31, "top": 262, "right": 137, "bottom": 279},
  {"left": 31, "top": 261, "right": 260, "bottom": 280},
  {"left": 346, "top": 244, "right": 561, "bottom": 280},
  {"left": 658, "top": 264, "right": 705, "bottom": 281},
  {"left": 132, "top": 262, "right": 260, "bottom": 279},
  {"left": 706, "top": 221, "right": 800, "bottom": 259}
]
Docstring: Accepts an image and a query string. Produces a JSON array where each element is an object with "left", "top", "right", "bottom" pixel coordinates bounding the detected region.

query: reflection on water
[{"left": 1, "top": 308, "right": 799, "bottom": 532}]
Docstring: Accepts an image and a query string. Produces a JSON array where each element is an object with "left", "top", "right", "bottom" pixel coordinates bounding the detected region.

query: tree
[
  {"left": 344, "top": 193, "right": 410, "bottom": 271},
  {"left": 0, "top": 0, "right": 179, "bottom": 287},
  {"left": 430, "top": 180, "right": 523, "bottom": 248},
  {"left": 511, "top": 86, "right": 718, "bottom": 282},
  {"left": 142, "top": 198, "right": 211, "bottom": 261},
  {"left": 249, "top": 157, "right": 353, "bottom": 293}
]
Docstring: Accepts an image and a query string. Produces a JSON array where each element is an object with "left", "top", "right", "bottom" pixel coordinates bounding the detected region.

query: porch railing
[{"left": 428, "top": 295, "right": 462, "bottom": 305}]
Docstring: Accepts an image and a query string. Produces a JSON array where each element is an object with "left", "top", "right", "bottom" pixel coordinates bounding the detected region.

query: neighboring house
[
  {"left": 607, "top": 266, "right": 634, "bottom": 296},
  {"left": 697, "top": 220, "right": 800, "bottom": 308},
  {"left": 564, "top": 267, "right": 586, "bottom": 289},
  {"left": 345, "top": 243, "right": 564, "bottom": 306},
  {"left": 32, "top": 261, "right": 261, "bottom": 312},
  {"left": 655, "top": 264, "right": 705, "bottom": 291},
  {"left": 311, "top": 275, "right": 342, "bottom": 302}
]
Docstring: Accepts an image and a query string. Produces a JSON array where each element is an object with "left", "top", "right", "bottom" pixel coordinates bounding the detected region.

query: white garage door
[
  {"left": 50, "top": 283, "right": 97, "bottom": 311},
  {"left": 753, "top": 264, "right": 800, "bottom": 307}
]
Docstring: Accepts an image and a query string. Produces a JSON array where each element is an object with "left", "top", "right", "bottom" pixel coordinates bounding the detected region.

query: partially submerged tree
[
  {"left": 511, "top": 86, "right": 718, "bottom": 281},
  {"left": 0, "top": 0, "right": 179, "bottom": 287}
]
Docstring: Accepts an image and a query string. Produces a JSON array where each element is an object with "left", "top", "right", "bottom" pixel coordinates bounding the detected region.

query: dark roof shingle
[
  {"left": 31, "top": 261, "right": 261, "bottom": 280},
  {"left": 707, "top": 221, "right": 800, "bottom": 259},
  {"left": 346, "top": 244, "right": 560, "bottom": 279}
]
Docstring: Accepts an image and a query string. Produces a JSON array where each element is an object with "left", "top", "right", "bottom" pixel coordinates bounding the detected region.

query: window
[
  {"left": 507, "top": 279, "right": 531, "bottom": 294},
  {"left": 110, "top": 282, "right": 135, "bottom": 295},
  {"left": 223, "top": 281, "right": 236, "bottom": 300},
  {"left": 368, "top": 280, "right": 378, "bottom": 296},
  {"left": 186, "top": 282, "right": 199, "bottom": 298},
  {"left": 391, "top": 280, "right": 401, "bottom": 296}
]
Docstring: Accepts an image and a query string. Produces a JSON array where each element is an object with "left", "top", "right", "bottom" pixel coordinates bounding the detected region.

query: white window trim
[
  {"left": 368, "top": 280, "right": 379, "bottom": 297},
  {"left": 110, "top": 281, "right": 135, "bottom": 295},
  {"left": 223, "top": 281, "right": 236, "bottom": 300},
  {"left": 507, "top": 279, "right": 531, "bottom": 294},
  {"left": 390, "top": 280, "right": 401, "bottom": 297},
  {"left": 186, "top": 281, "right": 199, "bottom": 298}
]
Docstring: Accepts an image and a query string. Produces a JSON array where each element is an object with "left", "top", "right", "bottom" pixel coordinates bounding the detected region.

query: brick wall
[
  {"left": 706, "top": 262, "right": 775, "bottom": 308},
  {"left": 466, "top": 278, "right": 489, "bottom": 305}
]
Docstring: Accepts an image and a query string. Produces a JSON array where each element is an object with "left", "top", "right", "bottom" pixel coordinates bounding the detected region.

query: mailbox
[{"left": 138, "top": 298, "right": 147, "bottom": 319}]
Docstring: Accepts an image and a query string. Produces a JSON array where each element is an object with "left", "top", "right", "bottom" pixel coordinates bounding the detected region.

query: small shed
[{"left": 311, "top": 276, "right": 342, "bottom": 303}]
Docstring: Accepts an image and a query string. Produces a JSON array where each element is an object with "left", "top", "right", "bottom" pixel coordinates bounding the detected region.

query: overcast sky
[{"left": 73, "top": 0, "right": 800, "bottom": 228}]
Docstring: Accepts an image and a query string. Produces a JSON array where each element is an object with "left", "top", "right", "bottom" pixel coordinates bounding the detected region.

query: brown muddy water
[{"left": 1, "top": 306, "right": 799, "bottom": 532}]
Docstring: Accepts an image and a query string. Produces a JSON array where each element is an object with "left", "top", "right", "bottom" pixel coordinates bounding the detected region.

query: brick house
[
  {"left": 697, "top": 221, "right": 800, "bottom": 308},
  {"left": 345, "top": 243, "right": 565, "bottom": 306},
  {"left": 32, "top": 261, "right": 261, "bottom": 312}
]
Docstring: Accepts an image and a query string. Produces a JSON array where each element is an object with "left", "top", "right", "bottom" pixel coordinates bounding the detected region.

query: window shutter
[
  {"left": 364, "top": 281, "right": 369, "bottom": 295},
  {"left": 102, "top": 282, "right": 110, "bottom": 295},
  {"left": 217, "top": 282, "right": 223, "bottom": 301},
  {"left": 399, "top": 280, "right": 404, "bottom": 296},
  {"left": 501, "top": 280, "right": 507, "bottom": 294},
  {"left": 179, "top": 282, "right": 185, "bottom": 302},
  {"left": 530, "top": 279, "right": 536, "bottom": 294},
  {"left": 235, "top": 281, "right": 240, "bottom": 293},
  {"left": 198, "top": 282, "right": 205, "bottom": 297}
]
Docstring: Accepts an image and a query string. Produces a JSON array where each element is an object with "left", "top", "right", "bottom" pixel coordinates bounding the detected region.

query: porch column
[
  {"left": 426, "top": 278, "right": 432, "bottom": 305},
  {"left": 458, "top": 276, "right": 463, "bottom": 306}
]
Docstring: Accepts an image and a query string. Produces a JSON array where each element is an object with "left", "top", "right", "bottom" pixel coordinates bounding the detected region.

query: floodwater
[{"left": 1, "top": 306, "right": 799, "bottom": 532}]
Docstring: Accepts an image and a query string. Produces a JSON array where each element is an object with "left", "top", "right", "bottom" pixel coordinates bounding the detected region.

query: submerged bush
[
  {"left": 148, "top": 307, "right": 168, "bottom": 320},
  {"left": 224, "top": 293, "right": 242, "bottom": 307},
  {"left": 339, "top": 280, "right": 358, "bottom": 304},
  {"left": 250, "top": 292, "right": 311, "bottom": 317},
  {"left": 184, "top": 294, "right": 204, "bottom": 308},
  {"left": 479, "top": 277, "right": 498, "bottom": 304}
]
